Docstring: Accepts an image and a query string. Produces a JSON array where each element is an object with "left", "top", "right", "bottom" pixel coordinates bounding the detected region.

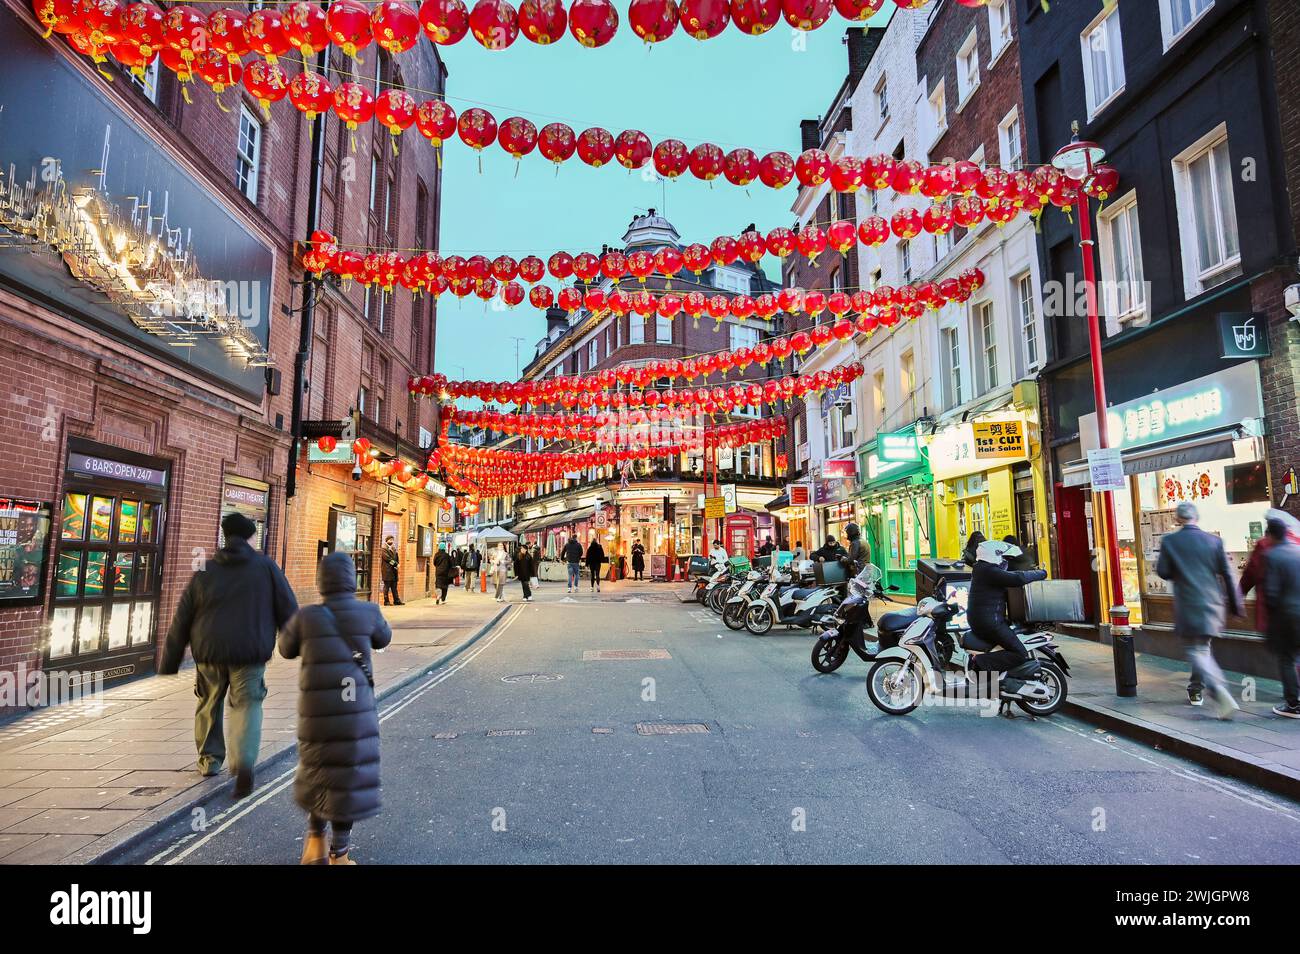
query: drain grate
[
  {"left": 591, "top": 727, "right": 614, "bottom": 735},
  {"left": 582, "top": 649, "right": 672, "bottom": 661},
  {"left": 636, "top": 722, "right": 710, "bottom": 736},
  {"left": 500, "top": 672, "right": 564, "bottom": 684},
  {"left": 486, "top": 728, "right": 534, "bottom": 737}
]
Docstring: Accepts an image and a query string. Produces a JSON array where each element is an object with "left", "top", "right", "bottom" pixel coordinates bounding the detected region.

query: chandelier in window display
[{"left": 0, "top": 159, "right": 272, "bottom": 366}]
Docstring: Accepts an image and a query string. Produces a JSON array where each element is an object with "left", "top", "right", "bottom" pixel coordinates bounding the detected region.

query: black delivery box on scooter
[
  {"left": 915, "top": 558, "right": 972, "bottom": 603},
  {"left": 1007, "top": 579, "right": 1086, "bottom": 623}
]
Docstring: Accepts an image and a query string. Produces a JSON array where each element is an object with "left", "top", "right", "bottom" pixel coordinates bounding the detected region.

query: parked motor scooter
[
  {"left": 692, "top": 557, "right": 730, "bottom": 604},
  {"left": 743, "top": 561, "right": 841, "bottom": 635},
  {"left": 809, "top": 564, "right": 905, "bottom": 672},
  {"left": 720, "top": 570, "right": 766, "bottom": 628}
]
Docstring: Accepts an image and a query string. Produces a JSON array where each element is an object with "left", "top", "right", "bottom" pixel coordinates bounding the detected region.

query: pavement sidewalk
[
  {"left": 0, "top": 586, "right": 508, "bottom": 865},
  {"left": 1057, "top": 634, "right": 1300, "bottom": 798}
]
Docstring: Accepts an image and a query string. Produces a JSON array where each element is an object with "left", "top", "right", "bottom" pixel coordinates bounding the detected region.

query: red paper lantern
[
  {"left": 682, "top": 243, "right": 712, "bottom": 275},
  {"left": 111, "top": 39, "right": 154, "bottom": 75},
  {"left": 243, "top": 58, "right": 289, "bottom": 117},
  {"left": 758, "top": 151, "right": 795, "bottom": 189},
  {"left": 548, "top": 251, "right": 575, "bottom": 280},
  {"left": 765, "top": 226, "right": 796, "bottom": 257},
  {"left": 577, "top": 127, "right": 615, "bottom": 166},
  {"left": 568, "top": 0, "right": 618, "bottom": 46},
  {"left": 418, "top": 0, "right": 470, "bottom": 43},
  {"left": 654, "top": 246, "right": 684, "bottom": 280},
  {"left": 781, "top": 0, "right": 830, "bottom": 29},
  {"left": 469, "top": 0, "right": 518, "bottom": 49},
  {"left": 375, "top": 88, "right": 418, "bottom": 138},
  {"left": 923, "top": 203, "right": 954, "bottom": 235},
  {"left": 325, "top": 0, "right": 373, "bottom": 61},
  {"left": 890, "top": 207, "right": 924, "bottom": 240},
  {"left": 207, "top": 8, "right": 249, "bottom": 63},
  {"left": 951, "top": 159, "right": 982, "bottom": 194},
  {"left": 680, "top": 0, "right": 728, "bottom": 38},
  {"left": 601, "top": 250, "right": 628, "bottom": 280},
  {"left": 283, "top": 1, "right": 330, "bottom": 57},
  {"left": 518, "top": 0, "right": 567, "bottom": 43},
  {"left": 244, "top": 9, "right": 291, "bottom": 62},
  {"left": 688, "top": 142, "right": 724, "bottom": 181},
  {"left": 118, "top": 2, "right": 164, "bottom": 53},
  {"left": 723, "top": 148, "right": 760, "bottom": 186},
  {"left": 653, "top": 139, "right": 690, "bottom": 178},
  {"left": 458, "top": 107, "right": 499, "bottom": 151},
  {"left": 33, "top": 0, "right": 79, "bottom": 36},
  {"left": 333, "top": 81, "right": 375, "bottom": 130},
  {"left": 834, "top": 0, "right": 882, "bottom": 19},
  {"left": 529, "top": 285, "right": 555, "bottom": 309},
  {"left": 827, "top": 219, "right": 856, "bottom": 253},
  {"left": 729, "top": 0, "right": 780, "bottom": 34},
  {"left": 614, "top": 129, "right": 653, "bottom": 169},
  {"left": 537, "top": 122, "right": 577, "bottom": 164},
  {"left": 498, "top": 115, "right": 539, "bottom": 158},
  {"left": 415, "top": 98, "right": 457, "bottom": 146},
  {"left": 519, "top": 256, "right": 546, "bottom": 282},
  {"left": 162, "top": 5, "right": 206, "bottom": 65},
  {"left": 795, "top": 148, "right": 831, "bottom": 187},
  {"left": 629, "top": 0, "right": 678, "bottom": 42},
  {"left": 1084, "top": 164, "right": 1120, "bottom": 202},
  {"left": 372, "top": 0, "right": 421, "bottom": 53},
  {"left": 318, "top": 436, "right": 337, "bottom": 453}
]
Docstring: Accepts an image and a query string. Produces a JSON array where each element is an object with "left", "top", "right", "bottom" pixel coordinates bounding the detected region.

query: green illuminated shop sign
[{"left": 879, "top": 430, "right": 921, "bottom": 463}]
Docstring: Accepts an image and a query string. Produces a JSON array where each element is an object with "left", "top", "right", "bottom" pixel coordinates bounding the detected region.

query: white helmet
[{"left": 976, "top": 540, "right": 1021, "bottom": 564}]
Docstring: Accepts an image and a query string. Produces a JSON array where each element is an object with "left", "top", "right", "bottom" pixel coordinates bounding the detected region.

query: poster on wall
[
  {"left": 0, "top": 499, "right": 52, "bottom": 603},
  {"left": 419, "top": 525, "right": 435, "bottom": 558},
  {"left": 329, "top": 510, "right": 358, "bottom": 554}
]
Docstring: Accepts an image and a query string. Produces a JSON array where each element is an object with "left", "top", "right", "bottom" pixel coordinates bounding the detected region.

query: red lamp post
[{"left": 1052, "top": 126, "right": 1137, "bottom": 697}]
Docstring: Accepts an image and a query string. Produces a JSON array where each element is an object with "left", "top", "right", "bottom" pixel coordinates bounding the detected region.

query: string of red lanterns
[{"left": 37, "top": 5, "right": 1117, "bottom": 201}]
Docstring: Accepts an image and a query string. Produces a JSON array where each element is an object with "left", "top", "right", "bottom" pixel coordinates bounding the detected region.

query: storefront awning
[
  {"left": 514, "top": 507, "right": 594, "bottom": 535},
  {"left": 765, "top": 492, "right": 789, "bottom": 512},
  {"left": 1061, "top": 429, "right": 1239, "bottom": 488}
]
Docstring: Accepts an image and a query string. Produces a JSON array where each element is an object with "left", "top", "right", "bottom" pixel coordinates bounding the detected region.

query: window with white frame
[
  {"left": 998, "top": 108, "right": 1022, "bottom": 170},
  {"left": 873, "top": 369, "right": 886, "bottom": 429},
  {"left": 875, "top": 74, "right": 889, "bottom": 125},
  {"left": 588, "top": 338, "right": 598, "bottom": 369},
  {"left": 1097, "top": 191, "right": 1147, "bottom": 325},
  {"left": 729, "top": 323, "right": 760, "bottom": 351},
  {"left": 974, "top": 301, "right": 998, "bottom": 392},
  {"left": 1015, "top": 272, "right": 1040, "bottom": 371},
  {"left": 236, "top": 105, "right": 261, "bottom": 203},
  {"left": 900, "top": 350, "right": 916, "bottom": 418},
  {"left": 988, "top": 0, "right": 1012, "bottom": 59},
  {"left": 1081, "top": 4, "right": 1125, "bottom": 119},
  {"left": 713, "top": 269, "right": 749, "bottom": 294},
  {"left": 1173, "top": 126, "right": 1240, "bottom": 294},
  {"left": 942, "top": 326, "right": 963, "bottom": 409},
  {"left": 369, "top": 155, "right": 380, "bottom": 212},
  {"left": 655, "top": 315, "right": 672, "bottom": 343},
  {"left": 629, "top": 315, "right": 644, "bottom": 344},
  {"left": 927, "top": 80, "right": 947, "bottom": 146},
  {"left": 1160, "top": 0, "right": 1213, "bottom": 49},
  {"left": 956, "top": 30, "right": 980, "bottom": 106},
  {"left": 823, "top": 389, "right": 854, "bottom": 455},
  {"left": 900, "top": 240, "right": 913, "bottom": 284}
]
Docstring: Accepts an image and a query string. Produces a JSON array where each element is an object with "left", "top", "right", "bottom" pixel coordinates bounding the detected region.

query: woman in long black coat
[
  {"left": 432, "top": 545, "right": 453, "bottom": 604},
  {"left": 631, "top": 542, "right": 646, "bottom": 581},
  {"left": 278, "top": 552, "right": 392, "bottom": 864}
]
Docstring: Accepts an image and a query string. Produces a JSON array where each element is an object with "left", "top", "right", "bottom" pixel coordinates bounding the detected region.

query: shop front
[
  {"left": 766, "top": 482, "right": 811, "bottom": 554},
  {"left": 857, "top": 432, "right": 935, "bottom": 598},
  {"left": 1059, "top": 363, "right": 1267, "bottom": 631},
  {"left": 46, "top": 439, "right": 170, "bottom": 682},
  {"left": 813, "top": 459, "right": 859, "bottom": 549},
  {"left": 927, "top": 406, "right": 1051, "bottom": 571}
]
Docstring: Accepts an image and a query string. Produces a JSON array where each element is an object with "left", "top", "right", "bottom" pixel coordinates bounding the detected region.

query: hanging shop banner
[
  {"left": 721, "top": 484, "right": 738, "bottom": 514},
  {"left": 0, "top": 499, "right": 52, "bottom": 603},
  {"left": 704, "top": 497, "right": 726, "bottom": 519},
  {"left": 436, "top": 503, "right": 456, "bottom": 530},
  {"left": 1078, "top": 363, "right": 1264, "bottom": 453},
  {"left": 823, "top": 458, "right": 858, "bottom": 479},
  {"left": 879, "top": 430, "right": 921, "bottom": 463},
  {"left": 1217, "top": 312, "right": 1271, "bottom": 359},
  {"left": 972, "top": 420, "right": 1026, "bottom": 460},
  {"left": 788, "top": 484, "right": 811, "bottom": 507},
  {"left": 1087, "top": 449, "right": 1127, "bottom": 492}
]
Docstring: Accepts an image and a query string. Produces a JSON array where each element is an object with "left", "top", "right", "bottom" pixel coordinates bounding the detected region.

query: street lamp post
[{"left": 1053, "top": 125, "right": 1138, "bottom": 697}]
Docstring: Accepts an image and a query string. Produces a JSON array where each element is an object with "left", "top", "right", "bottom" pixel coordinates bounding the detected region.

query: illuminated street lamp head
[{"left": 1052, "top": 127, "right": 1107, "bottom": 181}]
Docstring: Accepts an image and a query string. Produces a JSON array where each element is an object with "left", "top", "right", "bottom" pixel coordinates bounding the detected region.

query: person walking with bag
[
  {"left": 1156, "top": 502, "right": 1244, "bottom": 718},
  {"left": 160, "top": 512, "right": 297, "bottom": 798},
  {"left": 514, "top": 543, "right": 533, "bottom": 602},
  {"left": 278, "top": 552, "right": 391, "bottom": 864},
  {"left": 585, "top": 537, "right": 606, "bottom": 594},
  {"left": 563, "top": 535, "right": 583, "bottom": 593},
  {"left": 463, "top": 544, "right": 481, "bottom": 591},
  {"left": 491, "top": 543, "right": 511, "bottom": 602},
  {"left": 1259, "top": 515, "right": 1300, "bottom": 718}
]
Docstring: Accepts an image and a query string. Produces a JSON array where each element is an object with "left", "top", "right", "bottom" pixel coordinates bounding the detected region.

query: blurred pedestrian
[
  {"left": 586, "top": 537, "right": 606, "bottom": 593},
  {"left": 563, "top": 535, "right": 583, "bottom": 593},
  {"left": 791, "top": 540, "right": 806, "bottom": 562},
  {"left": 160, "top": 512, "right": 297, "bottom": 798},
  {"left": 631, "top": 541, "right": 646, "bottom": 581},
  {"left": 380, "top": 536, "right": 402, "bottom": 606},
  {"left": 961, "top": 531, "right": 986, "bottom": 566},
  {"left": 529, "top": 542, "right": 543, "bottom": 589},
  {"left": 463, "top": 544, "right": 481, "bottom": 591},
  {"left": 1156, "top": 502, "right": 1243, "bottom": 718},
  {"left": 1239, "top": 509, "right": 1300, "bottom": 634},
  {"left": 1259, "top": 515, "right": 1300, "bottom": 718},
  {"left": 432, "top": 544, "right": 452, "bottom": 605},
  {"left": 491, "top": 543, "right": 511, "bottom": 602},
  {"left": 278, "top": 552, "right": 391, "bottom": 865},
  {"left": 514, "top": 544, "right": 533, "bottom": 602}
]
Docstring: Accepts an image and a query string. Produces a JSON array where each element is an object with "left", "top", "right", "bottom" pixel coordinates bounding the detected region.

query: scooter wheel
[
  {"left": 1015, "top": 661, "right": 1068, "bottom": 716},
  {"left": 866, "top": 658, "right": 923, "bottom": 715},
  {"left": 708, "top": 586, "right": 728, "bottom": 614},
  {"left": 722, "top": 602, "right": 747, "bottom": 631},
  {"left": 811, "top": 637, "right": 850, "bottom": 673},
  {"left": 744, "top": 604, "right": 774, "bottom": 635}
]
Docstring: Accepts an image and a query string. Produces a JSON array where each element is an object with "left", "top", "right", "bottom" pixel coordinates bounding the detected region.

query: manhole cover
[
  {"left": 582, "top": 649, "right": 672, "bottom": 661},
  {"left": 487, "top": 728, "right": 535, "bottom": 737},
  {"left": 592, "top": 727, "right": 614, "bottom": 735},
  {"left": 636, "top": 722, "right": 710, "bottom": 736},
  {"left": 500, "top": 672, "right": 565, "bottom": 684}
]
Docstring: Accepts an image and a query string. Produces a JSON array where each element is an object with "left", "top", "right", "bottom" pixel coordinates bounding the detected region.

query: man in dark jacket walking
[
  {"left": 1261, "top": 517, "right": 1300, "bottom": 718},
  {"left": 161, "top": 512, "right": 297, "bottom": 797},
  {"left": 278, "top": 551, "right": 392, "bottom": 864},
  {"left": 463, "top": 544, "right": 481, "bottom": 591},
  {"left": 563, "top": 536, "right": 583, "bottom": 593},
  {"left": 585, "top": 537, "right": 606, "bottom": 593},
  {"left": 381, "top": 536, "right": 401, "bottom": 606},
  {"left": 514, "top": 544, "right": 533, "bottom": 602}
]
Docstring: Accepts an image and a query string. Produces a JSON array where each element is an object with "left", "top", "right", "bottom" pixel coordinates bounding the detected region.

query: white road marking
[{"left": 147, "top": 607, "right": 523, "bottom": 865}]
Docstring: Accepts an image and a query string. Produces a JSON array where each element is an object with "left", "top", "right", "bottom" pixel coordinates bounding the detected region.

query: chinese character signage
[
  {"left": 972, "top": 420, "right": 1025, "bottom": 460},
  {"left": 929, "top": 416, "right": 1029, "bottom": 480},
  {"left": 788, "top": 484, "right": 811, "bottom": 507},
  {"left": 0, "top": 499, "right": 52, "bottom": 603}
]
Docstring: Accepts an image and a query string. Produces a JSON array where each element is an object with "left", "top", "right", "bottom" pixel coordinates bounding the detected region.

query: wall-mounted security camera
[
  {"left": 1284, "top": 284, "right": 1300, "bottom": 320},
  {"left": 351, "top": 461, "right": 363, "bottom": 482}
]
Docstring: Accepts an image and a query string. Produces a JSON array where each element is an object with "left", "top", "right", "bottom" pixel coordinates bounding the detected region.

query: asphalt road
[{"left": 117, "top": 586, "right": 1300, "bottom": 865}]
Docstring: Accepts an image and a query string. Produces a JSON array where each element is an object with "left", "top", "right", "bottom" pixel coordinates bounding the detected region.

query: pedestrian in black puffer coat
[{"left": 278, "top": 552, "right": 392, "bottom": 865}]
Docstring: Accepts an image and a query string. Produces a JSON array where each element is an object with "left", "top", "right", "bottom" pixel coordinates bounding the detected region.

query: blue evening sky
[{"left": 433, "top": 7, "right": 893, "bottom": 382}]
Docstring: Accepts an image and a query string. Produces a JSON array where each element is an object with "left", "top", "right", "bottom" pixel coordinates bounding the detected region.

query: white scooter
[{"left": 743, "top": 560, "right": 841, "bottom": 635}]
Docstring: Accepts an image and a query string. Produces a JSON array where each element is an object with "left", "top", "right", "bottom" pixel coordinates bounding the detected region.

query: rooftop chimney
[{"left": 800, "top": 118, "right": 821, "bottom": 153}]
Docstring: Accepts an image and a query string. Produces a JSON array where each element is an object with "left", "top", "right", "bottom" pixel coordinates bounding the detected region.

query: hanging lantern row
[
  {"left": 38, "top": 8, "right": 1095, "bottom": 199},
  {"left": 313, "top": 435, "right": 441, "bottom": 489},
  {"left": 38, "top": 0, "right": 985, "bottom": 75}
]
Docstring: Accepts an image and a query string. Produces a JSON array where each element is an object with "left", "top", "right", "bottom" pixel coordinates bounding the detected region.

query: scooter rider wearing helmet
[{"left": 967, "top": 539, "right": 1047, "bottom": 678}]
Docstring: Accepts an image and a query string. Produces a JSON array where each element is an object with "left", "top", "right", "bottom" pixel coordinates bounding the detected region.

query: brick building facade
[{"left": 0, "top": 4, "right": 443, "bottom": 703}]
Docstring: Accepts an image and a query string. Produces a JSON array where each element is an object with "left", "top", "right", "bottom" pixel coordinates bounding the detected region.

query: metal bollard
[{"left": 1109, "top": 603, "right": 1138, "bottom": 697}]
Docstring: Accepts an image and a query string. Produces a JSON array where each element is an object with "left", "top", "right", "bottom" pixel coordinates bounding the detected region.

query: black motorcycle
[{"left": 810, "top": 565, "right": 906, "bottom": 673}]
